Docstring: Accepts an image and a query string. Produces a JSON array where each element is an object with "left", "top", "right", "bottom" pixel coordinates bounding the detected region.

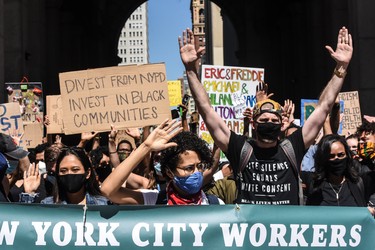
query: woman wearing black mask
[
  {"left": 21, "top": 147, "right": 108, "bottom": 205},
  {"left": 306, "top": 134, "right": 375, "bottom": 212}
]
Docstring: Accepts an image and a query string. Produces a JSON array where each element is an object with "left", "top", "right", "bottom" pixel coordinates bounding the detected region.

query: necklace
[{"left": 328, "top": 180, "right": 345, "bottom": 206}]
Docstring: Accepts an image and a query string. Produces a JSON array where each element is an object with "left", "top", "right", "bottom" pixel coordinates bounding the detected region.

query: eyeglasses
[{"left": 176, "top": 162, "right": 210, "bottom": 175}]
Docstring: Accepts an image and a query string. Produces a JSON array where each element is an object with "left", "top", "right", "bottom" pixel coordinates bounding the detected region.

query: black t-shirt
[{"left": 225, "top": 128, "right": 305, "bottom": 205}]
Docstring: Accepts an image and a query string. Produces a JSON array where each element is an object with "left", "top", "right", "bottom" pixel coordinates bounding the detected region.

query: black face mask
[
  {"left": 58, "top": 174, "right": 86, "bottom": 193},
  {"left": 256, "top": 122, "right": 282, "bottom": 142},
  {"left": 327, "top": 158, "right": 347, "bottom": 176}
]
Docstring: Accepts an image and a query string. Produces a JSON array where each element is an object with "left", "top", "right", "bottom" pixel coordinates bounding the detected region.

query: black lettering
[
  {"left": 73, "top": 114, "right": 82, "bottom": 127},
  {"left": 151, "top": 106, "right": 158, "bottom": 118},
  {"left": 65, "top": 80, "right": 75, "bottom": 94}
]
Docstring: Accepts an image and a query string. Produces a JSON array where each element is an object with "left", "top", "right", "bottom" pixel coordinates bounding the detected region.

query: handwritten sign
[
  {"left": 46, "top": 95, "right": 64, "bottom": 134},
  {"left": 300, "top": 99, "right": 318, "bottom": 126},
  {"left": 5, "top": 82, "right": 44, "bottom": 124},
  {"left": 59, "top": 64, "right": 171, "bottom": 135},
  {"left": 0, "top": 103, "right": 24, "bottom": 133},
  {"left": 167, "top": 80, "right": 182, "bottom": 107},
  {"left": 301, "top": 99, "right": 344, "bottom": 134},
  {"left": 338, "top": 91, "right": 362, "bottom": 135},
  {"left": 20, "top": 122, "right": 43, "bottom": 148},
  {"left": 199, "top": 65, "right": 264, "bottom": 145}
]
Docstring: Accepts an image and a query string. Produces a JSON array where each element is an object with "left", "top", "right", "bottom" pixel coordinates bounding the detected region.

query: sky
[{"left": 148, "top": 0, "right": 192, "bottom": 81}]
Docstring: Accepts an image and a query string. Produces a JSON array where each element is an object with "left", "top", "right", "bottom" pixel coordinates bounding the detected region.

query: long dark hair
[
  {"left": 54, "top": 147, "right": 101, "bottom": 203},
  {"left": 160, "top": 131, "right": 213, "bottom": 181},
  {"left": 313, "top": 134, "right": 358, "bottom": 188}
]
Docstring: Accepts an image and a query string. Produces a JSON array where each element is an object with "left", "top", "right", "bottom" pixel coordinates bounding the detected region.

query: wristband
[
  {"left": 333, "top": 67, "right": 347, "bottom": 78},
  {"left": 109, "top": 151, "right": 117, "bottom": 154}
]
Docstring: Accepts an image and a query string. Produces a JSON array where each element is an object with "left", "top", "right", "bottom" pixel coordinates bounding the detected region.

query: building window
[{"left": 199, "top": 9, "right": 205, "bottom": 23}]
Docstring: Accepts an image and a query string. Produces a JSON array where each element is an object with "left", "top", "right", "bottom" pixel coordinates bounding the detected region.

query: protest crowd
[{"left": 1, "top": 26, "right": 375, "bottom": 218}]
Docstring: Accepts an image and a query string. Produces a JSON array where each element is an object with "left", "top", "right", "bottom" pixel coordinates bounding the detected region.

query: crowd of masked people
[{"left": 0, "top": 26, "right": 375, "bottom": 214}]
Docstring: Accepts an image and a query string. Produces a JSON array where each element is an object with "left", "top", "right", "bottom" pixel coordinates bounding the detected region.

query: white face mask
[{"left": 38, "top": 161, "right": 47, "bottom": 175}]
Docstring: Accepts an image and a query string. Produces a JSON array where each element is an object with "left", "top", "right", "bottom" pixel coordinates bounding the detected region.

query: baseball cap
[
  {"left": 0, "top": 133, "right": 29, "bottom": 160},
  {"left": 253, "top": 99, "right": 282, "bottom": 119}
]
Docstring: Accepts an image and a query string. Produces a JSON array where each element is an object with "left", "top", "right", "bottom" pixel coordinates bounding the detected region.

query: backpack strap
[
  {"left": 239, "top": 140, "right": 253, "bottom": 173},
  {"left": 235, "top": 140, "right": 254, "bottom": 202},
  {"left": 280, "top": 139, "right": 304, "bottom": 205},
  {"left": 206, "top": 194, "right": 220, "bottom": 204}
]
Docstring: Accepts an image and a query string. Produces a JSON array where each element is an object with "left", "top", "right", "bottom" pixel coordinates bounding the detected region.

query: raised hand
[
  {"left": 325, "top": 27, "right": 353, "bottom": 67},
  {"left": 125, "top": 127, "right": 141, "bottom": 140},
  {"left": 256, "top": 81, "right": 274, "bottom": 102},
  {"left": 23, "top": 163, "right": 41, "bottom": 194},
  {"left": 178, "top": 28, "right": 200, "bottom": 71},
  {"left": 109, "top": 124, "right": 118, "bottom": 140},
  {"left": 81, "top": 131, "right": 99, "bottom": 141},
  {"left": 143, "top": 119, "right": 183, "bottom": 152},
  {"left": 7, "top": 129, "right": 24, "bottom": 146},
  {"left": 281, "top": 99, "right": 295, "bottom": 132}
]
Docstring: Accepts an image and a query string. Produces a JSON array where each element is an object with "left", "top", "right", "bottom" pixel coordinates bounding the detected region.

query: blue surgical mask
[
  {"left": 173, "top": 172, "right": 203, "bottom": 194},
  {"left": 154, "top": 162, "right": 162, "bottom": 176}
]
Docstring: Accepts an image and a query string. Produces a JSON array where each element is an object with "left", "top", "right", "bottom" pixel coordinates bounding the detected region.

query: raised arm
[
  {"left": 100, "top": 119, "right": 182, "bottom": 204},
  {"left": 178, "top": 28, "right": 231, "bottom": 152},
  {"left": 302, "top": 27, "right": 353, "bottom": 149}
]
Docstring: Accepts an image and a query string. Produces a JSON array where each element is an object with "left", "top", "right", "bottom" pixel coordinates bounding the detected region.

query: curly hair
[
  {"left": 159, "top": 131, "right": 212, "bottom": 180},
  {"left": 313, "top": 134, "right": 358, "bottom": 188},
  {"left": 54, "top": 147, "right": 101, "bottom": 203},
  {"left": 356, "top": 120, "right": 375, "bottom": 135}
]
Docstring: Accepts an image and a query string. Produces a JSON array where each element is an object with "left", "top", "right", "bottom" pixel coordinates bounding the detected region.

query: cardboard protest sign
[
  {"left": 338, "top": 91, "right": 362, "bottom": 136},
  {"left": 199, "top": 65, "right": 264, "bottom": 145},
  {"left": 5, "top": 82, "right": 44, "bottom": 124},
  {"left": 300, "top": 99, "right": 318, "bottom": 126},
  {"left": 167, "top": 80, "right": 182, "bottom": 107},
  {"left": 0, "top": 102, "right": 24, "bottom": 133},
  {"left": 59, "top": 64, "right": 171, "bottom": 135},
  {"left": 4, "top": 82, "right": 44, "bottom": 148},
  {"left": 46, "top": 95, "right": 64, "bottom": 134},
  {"left": 300, "top": 99, "right": 344, "bottom": 134},
  {"left": 20, "top": 122, "right": 43, "bottom": 148}
]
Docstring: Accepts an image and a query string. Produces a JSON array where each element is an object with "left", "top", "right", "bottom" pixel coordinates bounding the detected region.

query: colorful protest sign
[
  {"left": 199, "top": 65, "right": 264, "bottom": 145},
  {"left": 59, "top": 64, "right": 171, "bottom": 135},
  {"left": 4, "top": 82, "right": 44, "bottom": 148},
  {"left": 167, "top": 80, "right": 182, "bottom": 107},
  {"left": 0, "top": 103, "right": 23, "bottom": 133},
  {"left": 300, "top": 99, "right": 318, "bottom": 126},
  {"left": 338, "top": 91, "right": 362, "bottom": 136},
  {"left": 5, "top": 82, "right": 44, "bottom": 124},
  {"left": 46, "top": 95, "right": 64, "bottom": 134},
  {"left": 301, "top": 99, "right": 344, "bottom": 134},
  {"left": 0, "top": 204, "right": 374, "bottom": 249}
]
